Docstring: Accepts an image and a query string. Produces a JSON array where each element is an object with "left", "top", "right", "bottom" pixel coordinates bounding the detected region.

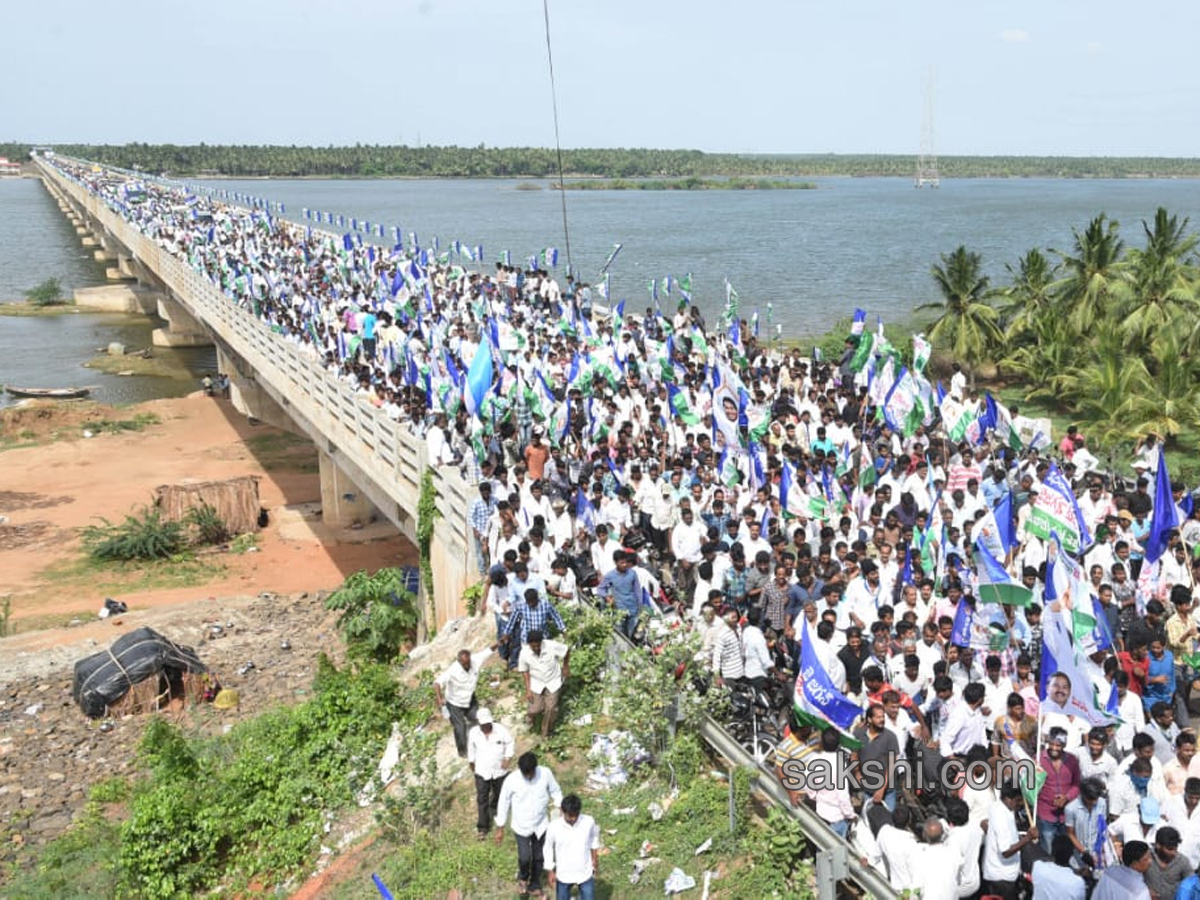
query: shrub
[
  {"left": 186, "top": 502, "right": 231, "bottom": 546},
  {"left": 81, "top": 506, "right": 187, "bottom": 561},
  {"left": 325, "top": 568, "right": 420, "bottom": 663},
  {"left": 25, "top": 276, "right": 67, "bottom": 307}
]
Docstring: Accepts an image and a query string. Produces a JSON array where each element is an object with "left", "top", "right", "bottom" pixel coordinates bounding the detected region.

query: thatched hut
[{"left": 155, "top": 475, "right": 262, "bottom": 536}]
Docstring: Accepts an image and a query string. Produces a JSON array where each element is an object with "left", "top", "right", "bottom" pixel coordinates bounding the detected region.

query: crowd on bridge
[{"left": 50, "top": 155, "right": 1200, "bottom": 900}]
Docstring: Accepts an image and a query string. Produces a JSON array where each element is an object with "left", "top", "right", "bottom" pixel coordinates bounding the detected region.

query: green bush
[
  {"left": 325, "top": 568, "right": 420, "bottom": 663},
  {"left": 114, "top": 657, "right": 412, "bottom": 897},
  {"left": 186, "top": 502, "right": 230, "bottom": 546},
  {"left": 81, "top": 506, "right": 187, "bottom": 561},
  {"left": 24, "top": 277, "right": 67, "bottom": 307}
]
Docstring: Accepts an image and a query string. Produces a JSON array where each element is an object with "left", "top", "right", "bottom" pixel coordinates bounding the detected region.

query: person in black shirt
[
  {"left": 838, "top": 627, "right": 869, "bottom": 696},
  {"left": 1127, "top": 599, "right": 1168, "bottom": 652}
]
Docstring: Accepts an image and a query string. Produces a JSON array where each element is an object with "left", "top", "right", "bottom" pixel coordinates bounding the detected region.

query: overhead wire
[{"left": 542, "top": 0, "right": 573, "bottom": 276}]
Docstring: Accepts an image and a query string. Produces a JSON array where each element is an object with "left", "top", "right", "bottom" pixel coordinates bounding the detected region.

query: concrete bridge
[{"left": 36, "top": 159, "right": 475, "bottom": 632}]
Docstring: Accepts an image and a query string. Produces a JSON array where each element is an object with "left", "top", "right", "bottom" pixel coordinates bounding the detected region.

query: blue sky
[{"left": 4, "top": 0, "right": 1198, "bottom": 155}]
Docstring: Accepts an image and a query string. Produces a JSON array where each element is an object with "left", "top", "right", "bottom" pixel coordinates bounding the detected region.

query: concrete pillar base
[
  {"left": 153, "top": 295, "right": 213, "bottom": 347},
  {"left": 94, "top": 250, "right": 116, "bottom": 262},
  {"left": 107, "top": 266, "right": 134, "bottom": 281},
  {"left": 151, "top": 328, "right": 213, "bottom": 348},
  {"left": 319, "top": 450, "right": 379, "bottom": 529},
  {"left": 75, "top": 285, "right": 160, "bottom": 314},
  {"left": 75, "top": 226, "right": 88, "bottom": 236}
]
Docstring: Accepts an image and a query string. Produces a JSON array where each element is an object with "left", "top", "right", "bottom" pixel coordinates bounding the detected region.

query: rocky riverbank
[{"left": 0, "top": 589, "right": 347, "bottom": 871}]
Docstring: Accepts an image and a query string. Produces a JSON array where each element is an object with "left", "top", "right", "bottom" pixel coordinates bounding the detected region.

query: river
[{"left": 5, "top": 172, "right": 1200, "bottom": 408}]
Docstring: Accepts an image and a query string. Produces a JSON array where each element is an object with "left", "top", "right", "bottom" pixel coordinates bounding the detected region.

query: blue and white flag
[
  {"left": 850, "top": 308, "right": 867, "bottom": 336},
  {"left": 463, "top": 342, "right": 493, "bottom": 420},
  {"left": 1146, "top": 444, "right": 1179, "bottom": 565},
  {"left": 1025, "top": 462, "right": 1092, "bottom": 553},
  {"left": 794, "top": 631, "right": 861, "bottom": 731}
]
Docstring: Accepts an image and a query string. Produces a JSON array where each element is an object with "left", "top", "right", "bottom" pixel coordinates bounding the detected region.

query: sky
[{"left": 4, "top": 0, "right": 1199, "bottom": 156}]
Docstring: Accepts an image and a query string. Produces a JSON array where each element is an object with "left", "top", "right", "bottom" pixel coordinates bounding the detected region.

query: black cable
[{"left": 543, "top": 0, "right": 573, "bottom": 276}]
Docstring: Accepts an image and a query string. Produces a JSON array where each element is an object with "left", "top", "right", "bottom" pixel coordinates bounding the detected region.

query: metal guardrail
[
  {"left": 39, "top": 160, "right": 473, "bottom": 581},
  {"left": 696, "top": 717, "right": 896, "bottom": 900}
]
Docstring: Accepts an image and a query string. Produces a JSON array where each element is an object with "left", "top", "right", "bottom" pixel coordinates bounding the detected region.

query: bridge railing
[{"left": 42, "top": 162, "right": 474, "bottom": 613}]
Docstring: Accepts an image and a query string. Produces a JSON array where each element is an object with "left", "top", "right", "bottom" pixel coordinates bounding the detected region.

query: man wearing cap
[
  {"left": 519, "top": 630, "right": 570, "bottom": 738},
  {"left": 434, "top": 643, "right": 499, "bottom": 758},
  {"left": 468, "top": 708, "right": 515, "bottom": 840},
  {"left": 1110, "top": 793, "right": 1162, "bottom": 856}
]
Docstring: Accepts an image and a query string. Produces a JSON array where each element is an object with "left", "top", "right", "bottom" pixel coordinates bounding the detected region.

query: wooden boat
[{"left": 4, "top": 385, "right": 91, "bottom": 399}]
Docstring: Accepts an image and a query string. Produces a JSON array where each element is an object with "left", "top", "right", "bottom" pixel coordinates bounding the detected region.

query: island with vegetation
[
  {"left": 560, "top": 176, "right": 815, "bottom": 190},
  {"left": 8, "top": 142, "right": 1200, "bottom": 179}
]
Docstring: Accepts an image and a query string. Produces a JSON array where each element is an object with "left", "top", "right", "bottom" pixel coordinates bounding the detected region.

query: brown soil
[{"left": 0, "top": 394, "right": 414, "bottom": 632}]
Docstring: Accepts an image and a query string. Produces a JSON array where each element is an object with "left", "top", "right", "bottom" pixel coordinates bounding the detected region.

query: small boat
[{"left": 4, "top": 386, "right": 91, "bottom": 399}]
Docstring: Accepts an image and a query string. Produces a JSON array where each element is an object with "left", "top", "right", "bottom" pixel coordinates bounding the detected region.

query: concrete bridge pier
[
  {"left": 318, "top": 451, "right": 380, "bottom": 529},
  {"left": 153, "top": 294, "right": 213, "bottom": 347}
]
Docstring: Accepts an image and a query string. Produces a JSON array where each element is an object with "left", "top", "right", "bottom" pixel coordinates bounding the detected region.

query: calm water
[
  {"left": 6, "top": 172, "right": 1200, "bottom": 407},
  {"left": 0, "top": 178, "right": 212, "bottom": 409}
]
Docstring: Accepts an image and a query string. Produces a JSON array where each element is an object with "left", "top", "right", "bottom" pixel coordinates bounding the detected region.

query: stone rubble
[{"left": 0, "top": 590, "right": 346, "bottom": 870}]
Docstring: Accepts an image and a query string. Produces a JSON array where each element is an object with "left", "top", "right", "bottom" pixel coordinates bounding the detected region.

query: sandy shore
[{"left": 0, "top": 393, "right": 413, "bottom": 642}]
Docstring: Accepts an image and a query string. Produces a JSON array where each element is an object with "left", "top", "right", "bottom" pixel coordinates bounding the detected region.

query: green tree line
[
  {"left": 7, "top": 142, "right": 1200, "bottom": 178},
  {"left": 922, "top": 207, "right": 1200, "bottom": 453}
]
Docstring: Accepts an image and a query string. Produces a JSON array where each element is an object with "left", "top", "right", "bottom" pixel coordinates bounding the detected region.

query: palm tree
[
  {"left": 1121, "top": 208, "right": 1200, "bottom": 351},
  {"left": 1120, "top": 331, "right": 1200, "bottom": 442},
  {"left": 920, "top": 246, "right": 1002, "bottom": 381},
  {"left": 1053, "top": 214, "right": 1130, "bottom": 336},
  {"left": 998, "top": 247, "right": 1058, "bottom": 343},
  {"left": 1049, "top": 324, "right": 1152, "bottom": 447}
]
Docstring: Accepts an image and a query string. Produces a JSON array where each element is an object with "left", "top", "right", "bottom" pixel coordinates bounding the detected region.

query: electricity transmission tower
[{"left": 915, "top": 70, "right": 939, "bottom": 188}]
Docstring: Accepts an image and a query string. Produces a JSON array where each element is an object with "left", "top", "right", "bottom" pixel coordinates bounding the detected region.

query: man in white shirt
[
  {"left": 741, "top": 611, "right": 774, "bottom": 691},
  {"left": 467, "top": 708, "right": 514, "bottom": 840},
  {"left": 518, "top": 631, "right": 570, "bottom": 738},
  {"left": 876, "top": 805, "right": 920, "bottom": 892},
  {"left": 919, "top": 818, "right": 966, "bottom": 900},
  {"left": 982, "top": 786, "right": 1039, "bottom": 899},
  {"left": 544, "top": 794, "right": 601, "bottom": 899},
  {"left": 433, "top": 644, "right": 497, "bottom": 757},
  {"left": 944, "top": 797, "right": 982, "bottom": 899},
  {"left": 495, "top": 752, "right": 564, "bottom": 898}
]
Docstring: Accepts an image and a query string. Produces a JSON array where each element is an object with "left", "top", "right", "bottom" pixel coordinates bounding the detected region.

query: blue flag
[
  {"left": 794, "top": 631, "right": 862, "bottom": 731},
  {"left": 372, "top": 874, "right": 395, "bottom": 900},
  {"left": 575, "top": 488, "right": 596, "bottom": 534},
  {"left": 1146, "top": 444, "right": 1179, "bottom": 565},
  {"left": 951, "top": 600, "right": 974, "bottom": 647},
  {"left": 463, "top": 342, "right": 493, "bottom": 420}
]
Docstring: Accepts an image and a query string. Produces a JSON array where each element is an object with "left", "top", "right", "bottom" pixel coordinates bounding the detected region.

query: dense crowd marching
[{"left": 53, "top": 155, "right": 1200, "bottom": 900}]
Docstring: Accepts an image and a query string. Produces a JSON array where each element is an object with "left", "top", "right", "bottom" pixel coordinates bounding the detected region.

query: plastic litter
[
  {"left": 664, "top": 867, "right": 696, "bottom": 895},
  {"left": 694, "top": 837, "right": 712, "bottom": 855},
  {"left": 640, "top": 840, "right": 654, "bottom": 858},
  {"left": 237, "top": 662, "right": 255, "bottom": 675},
  {"left": 613, "top": 807, "right": 636, "bottom": 816},
  {"left": 586, "top": 730, "right": 650, "bottom": 790},
  {"left": 24, "top": 704, "right": 42, "bottom": 716},
  {"left": 649, "top": 801, "right": 664, "bottom": 821}
]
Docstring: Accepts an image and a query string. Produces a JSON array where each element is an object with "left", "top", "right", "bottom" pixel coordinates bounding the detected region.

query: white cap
[{"left": 476, "top": 708, "right": 494, "bottom": 725}]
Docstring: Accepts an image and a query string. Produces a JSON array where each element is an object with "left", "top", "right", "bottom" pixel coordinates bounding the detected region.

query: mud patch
[
  {"left": 0, "top": 521, "right": 59, "bottom": 551},
  {"left": 0, "top": 491, "right": 73, "bottom": 511}
]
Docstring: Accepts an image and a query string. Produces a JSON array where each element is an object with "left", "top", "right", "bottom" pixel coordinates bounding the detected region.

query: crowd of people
[{"left": 54, "top": 156, "right": 1200, "bottom": 900}]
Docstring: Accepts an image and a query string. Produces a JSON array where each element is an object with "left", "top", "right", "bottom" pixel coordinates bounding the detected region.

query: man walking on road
[
  {"left": 433, "top": 643, "right": 497, "bottom": 757},
  {"left": 467, "top": 707, "right": 514, "bottom": 840},
  {"left": 496, "top": 751, "right": 563, "bottom": 898}
]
